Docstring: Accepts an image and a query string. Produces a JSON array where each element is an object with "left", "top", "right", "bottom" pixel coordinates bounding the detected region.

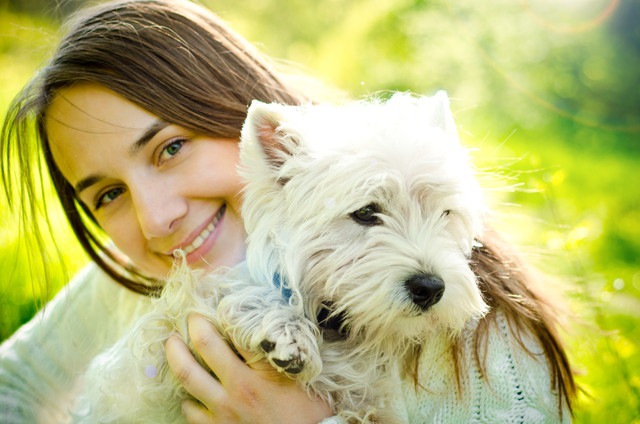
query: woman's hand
[{"left": 165, "top": 314, "right": 333, "bottom": 424}]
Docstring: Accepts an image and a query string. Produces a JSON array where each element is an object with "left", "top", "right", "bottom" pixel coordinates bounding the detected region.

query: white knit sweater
[{"left": 0, "top": 264, "right": 568, "bottom": 423}]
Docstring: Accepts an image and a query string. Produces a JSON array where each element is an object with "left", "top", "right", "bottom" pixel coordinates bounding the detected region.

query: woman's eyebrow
[
  {"left": 75, "top": 174, "right": 103, "bottom": 194},
  {"left": 74, "top": 120, "right": 170, "bottom": 195},
  {"left": 129, "top": 119, "right": 170, "bottom": 156}
]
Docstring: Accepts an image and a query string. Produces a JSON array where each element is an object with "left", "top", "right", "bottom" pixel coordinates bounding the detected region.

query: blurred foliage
[{"left": 1, "top": 0, "right": 639, "bottom": 422}]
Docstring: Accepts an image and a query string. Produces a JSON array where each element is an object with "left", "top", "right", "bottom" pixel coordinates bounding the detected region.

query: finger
[
  {"left": 227, "top": 346, "right": 295, "bottom": 385},
  {"left": 181, "top": 398, "right": 215, "bottom": 424},
  {"left": 188, "top": 314, "right": 245, "bottom": 384},
  {"left": 188, "top": 315, "right": 289, "bottom": 385},
  {"left": 234, "top": 345, "right": 277, "bottom": 372},
  {"left": 165, "top": 334, "right": 223, "bottom": 406}
]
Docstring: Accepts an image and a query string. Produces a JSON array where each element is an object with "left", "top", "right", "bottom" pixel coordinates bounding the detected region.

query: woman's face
[{"left": 46, "top": 84, "right": 247, "bottom": 279}]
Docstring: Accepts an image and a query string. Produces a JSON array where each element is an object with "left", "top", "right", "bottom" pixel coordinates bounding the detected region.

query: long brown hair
[
  {"left": 1, "top": 0, "right": 307, "bottom": 295},
  {"left": 471, "top": 230, "right": 576, "bottom": 415}
]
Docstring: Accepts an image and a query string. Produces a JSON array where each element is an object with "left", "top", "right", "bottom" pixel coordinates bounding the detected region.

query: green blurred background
[{"left": 1, "top": 0, "right": 638, "bottom": 421}]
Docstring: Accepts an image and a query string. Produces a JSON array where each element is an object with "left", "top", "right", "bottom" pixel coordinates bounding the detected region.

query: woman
[{"left": 0, "top": 0, "right": 576, "bottom": 423}]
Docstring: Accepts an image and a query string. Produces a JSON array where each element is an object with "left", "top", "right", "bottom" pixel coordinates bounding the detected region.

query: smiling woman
[
  {"left": 46, "top": 84, "right": 247, "bottom": 278},
  {"left": 1, "top": 0, "right": 307, "bottom": 295}
]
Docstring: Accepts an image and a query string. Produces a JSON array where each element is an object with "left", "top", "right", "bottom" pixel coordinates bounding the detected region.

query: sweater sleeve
[{"left": 0, "top": 264, "right": 154, "bottom": 423}]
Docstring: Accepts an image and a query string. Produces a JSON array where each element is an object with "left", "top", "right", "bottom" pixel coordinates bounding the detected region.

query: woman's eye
[
  {"left": 95, "top": 187, "right": 125, "bottom": 209},
  {"left": 158, "top": 138, "right": 186, "bottom": 163},
  {"left": 350, "top": 203, "right": 382, "bottom": 226}
]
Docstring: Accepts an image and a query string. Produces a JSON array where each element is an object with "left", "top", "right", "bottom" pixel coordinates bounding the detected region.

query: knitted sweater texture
[{"left": 0, "top": 265, "right": 568, "bottom": 423}]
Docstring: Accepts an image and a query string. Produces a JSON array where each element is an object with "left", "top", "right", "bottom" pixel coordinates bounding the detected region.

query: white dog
[{"left": 72, "top": 92, "right": 488, "bottom": 423}]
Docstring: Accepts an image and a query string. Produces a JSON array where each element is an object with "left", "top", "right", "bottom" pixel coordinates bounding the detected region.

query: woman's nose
[{"left": 131, "top": 184, "right": 187, "bottom": 239}]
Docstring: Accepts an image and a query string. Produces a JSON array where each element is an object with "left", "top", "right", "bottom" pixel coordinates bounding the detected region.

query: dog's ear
[
  {"left": 424, "top": 91, "right": 458, "bottom": 142},
  {"left": 241, "top": 100, "right": 300, "bottom": 171}
]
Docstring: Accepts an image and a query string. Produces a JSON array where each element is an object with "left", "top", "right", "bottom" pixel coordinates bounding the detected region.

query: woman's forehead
[{"left": 46, "top": 84, "right": 157, "bottom": 136}]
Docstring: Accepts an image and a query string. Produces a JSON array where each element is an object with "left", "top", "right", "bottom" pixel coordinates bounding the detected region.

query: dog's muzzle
[{"left": 404, "top": 274, "right": 445, "bottom": 310}]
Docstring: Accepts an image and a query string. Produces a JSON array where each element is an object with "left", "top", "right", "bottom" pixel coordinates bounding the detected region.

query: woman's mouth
[{"left": 172, "top": 204, "right": 226, "bottom": 258}]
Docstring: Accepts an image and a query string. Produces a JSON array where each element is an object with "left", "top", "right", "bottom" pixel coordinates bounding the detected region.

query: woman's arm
[
  {"left": 0, "top": 264, "right": 153, "bottom": 423},
  {"left": 165, "top": 314, "right": 334, "bottom": 424}
]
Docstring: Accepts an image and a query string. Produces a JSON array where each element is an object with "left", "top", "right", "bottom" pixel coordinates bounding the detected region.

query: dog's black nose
[{"left": 404, "top": 274, "right": 445, "bottom": 310}]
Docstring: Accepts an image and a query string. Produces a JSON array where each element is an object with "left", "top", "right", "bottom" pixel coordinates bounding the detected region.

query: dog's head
[{"left": 239, "top": 92, "right": 488, "bottom": 347}]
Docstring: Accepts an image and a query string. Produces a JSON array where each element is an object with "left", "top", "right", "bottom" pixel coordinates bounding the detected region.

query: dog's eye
[
  {"left": 350, "top": 203, "right": 382, "bottom": 226},
  {"left": 442, "top": 210, "right": 452, "bottom": 217}
]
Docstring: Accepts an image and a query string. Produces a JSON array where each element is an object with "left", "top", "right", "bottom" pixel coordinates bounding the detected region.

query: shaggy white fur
[{"left": 72, "top": 92, "right": 488, "bottom": 424}]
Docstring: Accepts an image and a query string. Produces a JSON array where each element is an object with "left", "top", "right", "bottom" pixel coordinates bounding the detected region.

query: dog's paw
[
  {"left": 258, "top": 322, "right": 321, "bottom": 379},
  {"left": 259, "top": 339, "right": 305, "bottom": 374}
]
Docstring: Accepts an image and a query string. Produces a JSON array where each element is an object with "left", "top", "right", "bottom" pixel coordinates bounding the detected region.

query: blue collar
[{"left": 272, "top": 272, "right": 292, "bottom": 300}]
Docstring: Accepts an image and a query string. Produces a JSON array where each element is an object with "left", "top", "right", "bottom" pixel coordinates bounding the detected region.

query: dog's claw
[
  {"left": 284, "top": 362, "right": 304, "bottom": 374},
  {"left": 270, "top": 351, "right": 305, "bottom": 373},
  {"left": 272, "top": 356, "right": 304, "bottom": 374},
  {"left": 260, "top": 339, "right": 276, "bottom": 353},
  {"left": 272, "top": 357, "right": 291, "bottom": 368}
]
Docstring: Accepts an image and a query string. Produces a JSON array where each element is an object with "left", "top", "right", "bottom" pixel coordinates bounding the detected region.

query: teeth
[
  {"left": 177, "top": 207, "right": 224, "bottom": 255},
  {"left": 183, "top": 224, "right": 211, "bottom": 253}
]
